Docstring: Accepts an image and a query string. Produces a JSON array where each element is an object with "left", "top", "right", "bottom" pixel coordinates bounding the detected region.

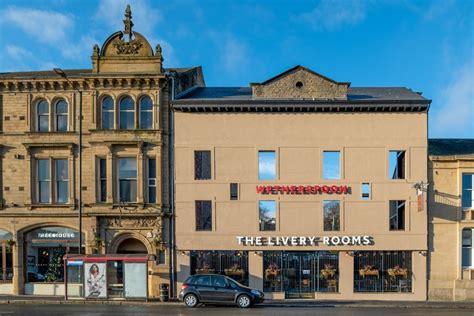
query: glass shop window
[{"left": 190, "top": 250, "right": 249, "bottom": 285}]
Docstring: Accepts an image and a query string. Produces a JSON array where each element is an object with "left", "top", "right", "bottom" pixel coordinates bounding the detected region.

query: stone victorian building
[
  {"left": 0, "top": 6, "right": 203, "bottom": 297},
  {"left": 428, "top": 139, "right": 474, "bottom": 301}
]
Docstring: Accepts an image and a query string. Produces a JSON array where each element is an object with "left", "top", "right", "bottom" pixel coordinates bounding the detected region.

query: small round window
[{"left": 295, "top": 81, "right": 303, "bottom": 89}]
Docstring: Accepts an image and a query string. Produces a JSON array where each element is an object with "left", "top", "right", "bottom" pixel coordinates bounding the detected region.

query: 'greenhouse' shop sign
[{"left": 236, "top": 235, "right": 373, "bottom": 246}]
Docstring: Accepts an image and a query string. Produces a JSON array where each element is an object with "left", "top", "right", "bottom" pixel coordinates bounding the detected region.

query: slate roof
[
  {"left": 428, "top": 139, "right": 474, "bottom": 156},
  {"left": 177, "top": 87, "right": 427, "bottom": 102},
  {"left": 0, "top": 67, "right": 196, "bottom": 79}
]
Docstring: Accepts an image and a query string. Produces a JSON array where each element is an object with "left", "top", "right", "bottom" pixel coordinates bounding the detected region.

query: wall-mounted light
[
  {"left": 180, "top": 251, "right": 188, "bottom": 256},
  {"left": 253, "top": 251, "right": 262, "bottom": 256},
  {"left": 345, "top": 251, "right": 355, "bottom": 257},
  {"left": 418, "top": 251, "right": 428, "bottom": 257}
]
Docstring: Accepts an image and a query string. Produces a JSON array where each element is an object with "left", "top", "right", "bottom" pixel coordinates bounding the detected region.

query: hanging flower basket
[
  {"left": 224, "top": 264, "right": 244, "bottom": 277},
  {"left": 387, "top": 266, "right": 408, "bottom": 279},
  {"left": 320, "top": 264, "right": 337, "bottom": 279},
  {"left": 196, "top": 263, "right": 214, "bottom": 274},
  {"left": 359, "top": 265, "right": 379, "bottom": 278}
]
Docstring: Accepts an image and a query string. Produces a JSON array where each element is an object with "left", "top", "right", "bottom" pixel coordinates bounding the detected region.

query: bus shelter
[{"left": 64, "top": 254, "right": 149, "bottom": 300}]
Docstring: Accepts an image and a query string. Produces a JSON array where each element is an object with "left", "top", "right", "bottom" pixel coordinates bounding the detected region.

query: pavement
[
  {"left": 0, "top": 304, "right": 473, "bottom": 316},
  {"left": 0, "top": 295, "right": 474, "bottom": 309}
]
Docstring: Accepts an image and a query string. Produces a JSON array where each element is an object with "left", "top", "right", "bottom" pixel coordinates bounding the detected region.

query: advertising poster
[{"left": 84, "top": 263, "right": 107, "bottom": 298}]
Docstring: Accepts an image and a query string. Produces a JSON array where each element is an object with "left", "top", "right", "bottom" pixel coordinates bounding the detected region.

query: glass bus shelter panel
[{"left": 124, "top": 262, "right": 147, "bottom": 298}]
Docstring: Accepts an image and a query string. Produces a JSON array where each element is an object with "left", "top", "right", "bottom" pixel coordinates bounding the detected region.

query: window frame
[
  {"left": 322, "top": 150, "right": 341, "bottom": 180},
  {"left": 118, "top": 96, "right": 135, "bottom": 130},
  {"left": 54, "top": 99, "right": 68, "bottom": 132},
  {"left": 323, "top": 200, "right": 341, "bottom": 231},
  {"left": 36, "top": 158, "right": 69, "bottom": 205},
  {"left": 389, "top": 200, "right": 406, "bottom": 231},
  {"left": 36, "top": 100, "right": 50, "bottom": 132},
  {"left": 195, "top": 200, "right": 212, "bottom": 231},
  {"left": 258, "top": 150, "right": 277, "bottom": 181},
  {"left": 147, "top": 157, "right": 157, "bottom": 204},
  {"left": 101, "top": 95, "right": 115, "bottom": 130},
  {"left": 194, "top": 150, "right": 212, "bottom": 180},
  {"left": 117, "top": 157, "right": 138, "bottom": 203},
  {"left": 98, "top": 158, "right": 107, "bottom": 203},
  {"left": 462, "top": 228, "right": 474, "bottom": 268},
  {"left": 139, "top": 95, "right": 153, "bottom": 130},
  {"left": 462, "top": 174, "right": 474, "bottom": 211},
  {"left": 388, "top": 150, "right": 406, "bottom": 180},
  {"left": 259, "top": 200, "right": 277, "bottom": 231}
]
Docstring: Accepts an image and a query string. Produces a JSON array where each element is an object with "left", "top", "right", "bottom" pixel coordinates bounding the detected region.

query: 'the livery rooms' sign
[{"left": 237, "top": 235, "right": 373, "bottom": 247}]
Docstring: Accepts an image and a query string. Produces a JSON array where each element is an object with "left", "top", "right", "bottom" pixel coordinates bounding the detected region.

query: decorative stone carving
[
  {"left": 113, "top": 39, "right": 143, "bottom": 55},
  {"left": 93, "top": 44, "right": 100, "bottom": 56},
  {"left": 102, "top": 217, "right": 161, "bottom": 228}
]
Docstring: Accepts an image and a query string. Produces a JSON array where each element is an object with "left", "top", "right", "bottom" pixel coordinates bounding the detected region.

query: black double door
[{"left": 282, "top": 252, "right": 316, "bottom": 298}]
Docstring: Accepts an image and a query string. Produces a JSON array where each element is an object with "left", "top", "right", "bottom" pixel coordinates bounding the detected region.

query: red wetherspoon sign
[{"left": 256, "top": 185, "right": 350, "bottom": 195}]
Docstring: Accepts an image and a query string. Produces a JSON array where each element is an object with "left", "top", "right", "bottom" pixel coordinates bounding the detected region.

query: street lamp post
[{"left": 53, "top": 68, "right": 83, "bottom": 255}]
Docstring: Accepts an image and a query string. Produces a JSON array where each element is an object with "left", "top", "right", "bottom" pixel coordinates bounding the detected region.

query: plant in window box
[
  {"left": 6, "top": 238, "right": 15, "bottom": 252},
  {"left": 265, "top": 263, "right": 280, "bottom": 278},
  {"left": 387, "top": 265, "right": 408, "bottom": 279},
  {"left": 320, "top": 264, "right": 337, "bottom": 279},
  {"left": 224, "top": 264, "right": 245, "bottom": 277},
  {"left": 196, "top": 262, "right": 215, "bottom": 274},
  {"left": 359, "top": 265, "right": 379, "bottom": 278}
]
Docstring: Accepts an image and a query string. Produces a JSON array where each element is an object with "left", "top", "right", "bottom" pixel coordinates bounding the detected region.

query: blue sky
[{"left": 0, "top": 0, "right": 472, "bottom": 138}]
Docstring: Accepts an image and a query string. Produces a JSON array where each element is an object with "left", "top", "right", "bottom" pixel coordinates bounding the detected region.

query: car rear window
[{"left": 193, "top": 275, "right": 211, "bottom": 286}]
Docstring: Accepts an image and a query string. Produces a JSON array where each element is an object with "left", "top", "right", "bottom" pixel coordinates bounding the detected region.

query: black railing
[{"left": 353, "top": 251, "right": 412, "bottom": 293}]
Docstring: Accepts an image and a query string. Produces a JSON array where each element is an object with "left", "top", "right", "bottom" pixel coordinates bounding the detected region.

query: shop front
[
  {"left": 0, "top": 229, "right": 14, "bottom": 294},
  {"left": 24, "top": 226, "right": 83, "bottom": 295}
]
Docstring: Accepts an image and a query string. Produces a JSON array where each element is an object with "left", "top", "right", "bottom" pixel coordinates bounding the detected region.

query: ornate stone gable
[
  {"left": 91, "top": 5, "right": 163, "bottom": 73},
  {"left": 251, "top": 65, "right": 350, "bottom": 100}
]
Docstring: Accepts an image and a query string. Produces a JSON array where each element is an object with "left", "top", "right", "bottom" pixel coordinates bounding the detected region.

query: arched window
[
  {"left": 37, "top": 100, "right": 49, "bottom": 132},
  {"left": 55, "top": 100, "right": 68, "bottom": 132},
  {"left": 139, "top": 96, "right": 153, "bottom": 129},
  {"left": 101, "top": 96, "right": 114, "bottom": 130},
  {"left": 119, "top": 96, "right": 134, "bottom": 130}
]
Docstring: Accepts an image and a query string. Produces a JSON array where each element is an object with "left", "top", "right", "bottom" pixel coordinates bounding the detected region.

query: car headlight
[{"left": 251, "top": 289, "right": 261, "bottom": 296}]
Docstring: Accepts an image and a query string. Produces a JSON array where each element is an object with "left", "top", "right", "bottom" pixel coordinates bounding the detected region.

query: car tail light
[{"left": 181, "top": 284, "right": 189, "bottom": 290}]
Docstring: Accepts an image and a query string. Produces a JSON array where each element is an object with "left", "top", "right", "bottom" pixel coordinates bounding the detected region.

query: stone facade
[
  {"left": 0, "top": 6, "right": 203, "bottom": 298},
  {"left": 251, "top": 65, "right": 349, "bottom": 100},
  {"left": 428, "top": 152, "right": 474, "bottom": 301}
]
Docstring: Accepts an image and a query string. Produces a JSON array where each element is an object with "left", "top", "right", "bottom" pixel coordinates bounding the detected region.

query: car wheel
[
  {"left": 236, "top": 294, "right": 251, "bottom": 308},
  {"left": 184, "top": 293, "right": 199, "bottom": 308}
]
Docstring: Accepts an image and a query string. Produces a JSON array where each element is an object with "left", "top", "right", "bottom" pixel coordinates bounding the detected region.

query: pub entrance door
[{"left": 282, "top": 252, "right": 316, "bottom": 298}]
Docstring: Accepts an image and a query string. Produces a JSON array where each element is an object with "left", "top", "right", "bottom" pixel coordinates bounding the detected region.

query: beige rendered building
[
  {"left": 172, "top": 66, "right": 431, "bottom": 300},
  {"left": 428, "top": 139, "right": 474, "bottom": 301},
  {"left": 0, "top": 7, "right": 202, "bottom": 297}
]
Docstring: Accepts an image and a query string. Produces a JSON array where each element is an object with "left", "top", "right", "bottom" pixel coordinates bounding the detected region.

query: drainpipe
[{"left": 165, "top": 71, "right": 177, "bottom": 298}]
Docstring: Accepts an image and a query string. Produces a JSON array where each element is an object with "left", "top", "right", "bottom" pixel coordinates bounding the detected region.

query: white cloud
[
  {"left": 95, "top": 0, "right": 161, "bottom": 35},
  {"left": 1, "top": 6, "right": 73, "bottom": 43},
  {"left": 220, "top": 36, "right": 248, "bottom": 74},
  {"left": 61, "top": 35, "right": 98, "bottom": 60},
  {"left": 431, "top": 59, "right": 474, "bottom": 137},
  {"left": 5, "top": 45, "right": 34, "bottom": 60},
  {"left": 298, "top": 0, "right": 370, "bottom": 31}
]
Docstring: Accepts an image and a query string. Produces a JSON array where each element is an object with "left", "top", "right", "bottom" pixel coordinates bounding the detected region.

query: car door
[
  {"left": 192, "top": 275, "right": 215, "bottom": 302},
  {"left": 211, "top": 276, "right": 236, "bottom": 303}
]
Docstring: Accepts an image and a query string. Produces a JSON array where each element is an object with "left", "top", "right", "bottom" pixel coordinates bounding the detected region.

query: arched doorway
[{"left": 116, "top": 238, "right": 148, "bottom": 254}]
